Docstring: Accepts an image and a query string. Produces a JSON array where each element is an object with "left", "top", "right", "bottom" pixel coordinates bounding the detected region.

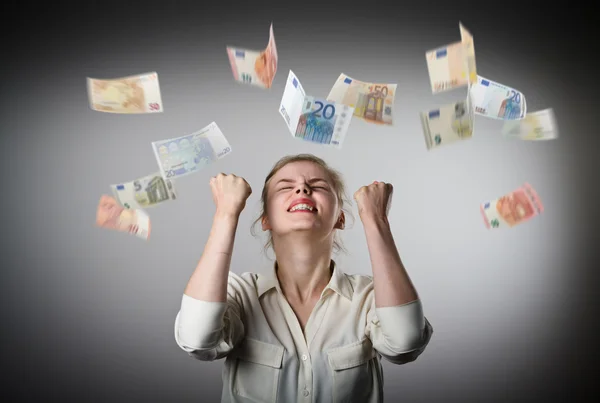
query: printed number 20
[
  {"left": 509, "top": 90, "right": 521, "bottom": 104},
  {"left": 312, "top": 101, "right": 335, "bottom": 119}
]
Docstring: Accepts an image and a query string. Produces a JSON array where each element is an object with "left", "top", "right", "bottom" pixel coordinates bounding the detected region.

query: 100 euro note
[
  {"left": 87, "top": 72, "right": 163, "bottom": 113},
  {"left": 111, "top": 172, "right": 176, "bottom": 210},
  {"left": 470, "top": 75, "right": 527, "bottom": 120},
  {"left": 480, "top": 183, "right": 544, "bottom": 229},
  {"left": 420, "top": 96, "right": 474, "bottom": 150},
  {"left": 96, "top": 195, "right": 151, "bottom": 240},
  {"left": 151, "top": 122, "right": 232, "bottom": 180},
  {"left": 326, "top": 73, "right": 396, "bottom": 125},
  {"left": 426, "top": 22, "right": 477, "bottom": 93},
  {"left": 502, "top": 108, "right": 558, "bottom": 140},
  {"left": 226, "top": 23, "right": 278, "bottom": 88},
  {"left": 279, "top": 70, "right": 354, "bottom": 148}
]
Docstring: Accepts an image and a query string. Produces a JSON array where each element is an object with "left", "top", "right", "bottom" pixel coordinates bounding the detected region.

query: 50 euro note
[
  {"left": 470, "top": 75, "right": 527, "bottom": 120},
  {"left": 96, "top": 195, "right": 151, "bottom": 240},
  {"left": 425, "top": 22, "right": 477, "bottom": 93},
  {"left": 420, "top": 96, "right": 474, "bottom": 150},
  {"left": 480, "top": 183, "right": 544, "bottom": 229},
  {"left": 87, "top": 72, "right": 163, "bottom": 113},
  {"left": 502, "top": 108, "right": 558, "bottom": 140},
  {"left": 226, "top": 23, "right": 278, "bottom": 88},
  {"left": 151, "top": 122, "right": 232, "bottom": 180},
  {"left": 279, "top": 70, "right": 354, "bottom": 148},
  {"left": 326, "top": 73, "right": 396, "bottom": 125},
  {"left": 110, "top": 172, "right": 176, "bottom": 210}
]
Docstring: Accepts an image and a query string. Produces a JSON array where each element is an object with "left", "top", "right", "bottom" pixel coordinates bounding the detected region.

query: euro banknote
[
  {"left": 502, "top": 108, "right": 558, "bottom": 140},
  {"left": 110, "top": 172, "right": 176, "bottom": 209},
  {"left": 87, "top": 72, "right": 163, "bottom": 113},
  {"left": 326, "top": 73, "right": 396, "bottom": 125},
  {"left": 226, "top": 23, "right": 278, "bottom": 88},
  {"left": 96, "top": 195, "right": 151, "bottom": 240},
  {"left": 279, "top": 70, "right": 354, "bottom": 148},
  {"left": 425, "top": 22, "right": 477, "bottom": 93},
  {"left": 151, "top": 122, "right": 232, "bottom": 180},
  {"left": 420, "top": 97, "right": 474, "bottom": 150},
  {"left": 470, "top": 76, "right": 526, "bottom": 120},
  {"left": 480, "top": 183, "right": 543, "bottom": 229}
]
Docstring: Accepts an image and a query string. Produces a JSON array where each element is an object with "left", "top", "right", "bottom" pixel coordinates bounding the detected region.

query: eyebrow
[{"left": 274, "top": 178, "right": 329, "bottom": 186}]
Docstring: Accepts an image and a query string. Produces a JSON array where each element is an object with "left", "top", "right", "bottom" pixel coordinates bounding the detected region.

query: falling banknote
[
  {"left": 151, "top": 122, "right": 232, "bottom": 180},
  {"left": 470, "top": 75, "right": 526, "bottom": 120},
  {"left": 502, "top": 108, "right": 558, "bottom": 140},
  {"left": 480, "top": 183, "right": 544, "bottom": 229},
  {"left": 420, "top": 96, "right": 474, "bottom": 150},
  {"left": 87, "top": 72, "right": 163, "bottom": 113},
  {"left": 110, "top": 172, "right": 176, "bottom": 210},
  {"left": 279, "top": 70, "right": 354, "bottom": 148},
  {"left": 96, "top": 194, "right": 151, "bottom": 240},
  {"left": 226, "top": 23, "right": 278, "bottom": 88},
  {"left": 326, "top": 73, "right": 397, "bottom": 125},
  {"left": 425, "top": 22, "right": 477, "bottom": 93}
]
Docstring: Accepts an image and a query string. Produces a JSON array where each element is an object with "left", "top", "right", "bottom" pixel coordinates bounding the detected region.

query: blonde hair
[{"left": 250, "top": 154, "right": 354, "bottom": 258}]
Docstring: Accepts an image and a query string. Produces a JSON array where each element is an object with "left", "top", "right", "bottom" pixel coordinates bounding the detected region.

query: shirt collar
[{"left": 256, "top": 259, "right": 353, "bottom": 301}]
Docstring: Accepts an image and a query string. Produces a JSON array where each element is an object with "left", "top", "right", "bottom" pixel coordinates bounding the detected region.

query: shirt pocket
[
  {"left": 327, "top": 338, "right": 377, "bottom": 403},
  {"left": 232, "top": 338, "right": 284, "bottom": 403}
]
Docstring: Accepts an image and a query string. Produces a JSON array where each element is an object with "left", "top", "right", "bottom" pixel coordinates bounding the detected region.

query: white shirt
[{"left": 174, "top": 260, "right": 433, "bottom": 403}]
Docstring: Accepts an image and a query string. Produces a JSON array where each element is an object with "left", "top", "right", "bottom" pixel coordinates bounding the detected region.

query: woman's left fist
[{"left": 353, "top": 181, "right": 393, "bottom": 221}]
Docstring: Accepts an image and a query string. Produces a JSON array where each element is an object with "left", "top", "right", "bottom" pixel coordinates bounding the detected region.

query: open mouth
[{"left": 287, "top": 203, "right": 317, "bottom": 213}]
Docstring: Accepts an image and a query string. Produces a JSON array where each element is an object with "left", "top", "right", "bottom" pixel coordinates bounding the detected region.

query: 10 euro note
[
  {"left": 470, "top": 75, "right": 526, "bottom": 120},
  {"left": 87, "top": 72, "right": 163, "bottom": 113},
  {"left": 279, "top": 70, "right": 354, "bottom": 148},
  {"left": 151, "top": 122, "right": 232, "bottom": 180},
  {"left": 96, "top": 194, "right": 151, "bottom": 240},
  {"left": 226, "top": 23, "right": 278, "bottom": 88},
  {"left": 326, "top": 73, "right": 396, "bottom": 125},
  {"left": 420, "top": 97, "right": 474, "bottom": 150},
  {"left": 502, "top": 108, "right": 558, "bottom": 140},
  {"left": 110, "top": 172, "right": 176, "bottom": 210},
  {"left": 480, "top": 183, "right": 544, "bottom": 229}
]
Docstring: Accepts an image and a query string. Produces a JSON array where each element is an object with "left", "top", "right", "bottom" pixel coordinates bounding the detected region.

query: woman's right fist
[{"left": 209, "top": 173, "right": 252, "bottom": 217}]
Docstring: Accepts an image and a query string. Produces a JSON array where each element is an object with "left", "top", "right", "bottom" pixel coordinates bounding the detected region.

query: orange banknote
[
  {"left": 96, "top": 195, "right": 151, "bottom": 239},
  {"left": 480, "top": 183, "right": 544, "bottom": 229}
]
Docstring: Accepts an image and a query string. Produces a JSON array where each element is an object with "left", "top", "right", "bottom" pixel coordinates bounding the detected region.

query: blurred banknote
[
  {"left": 226, "top": 23, "right": 278, "bottom": 88},
  {"left": 426, "top": 22, "right": 477, "bottom": 93},
  {"left": 87, "top": 72, "right": 163, "bottom": 113},
  {"left": 326, "top": 73, "right": 396, "bottom": 125},
  {"left": 151, "top": 122, "right": 232, "bottom": 180},
  {"left": 470, "top": 76, "right": 526, "bottom": 120},
  {"left": 96, "top": 195, "right": 151, "bottom": 240},
  {"left": 420, "top": 97, "right": 474, "bottom": 150},
  {"left": 110, "top": 172, "right": 176, "bottom": 210},
  {"left": 480, "top": 183, "right": 543, "bottom": 229},
  {"left": 502, "top": 108, "right": 558, "bottom": 140},
  {"left": 279, "top": 70, "right": 354, "bottom": 148}
]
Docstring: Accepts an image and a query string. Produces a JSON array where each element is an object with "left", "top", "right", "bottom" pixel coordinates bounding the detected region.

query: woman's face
[{"left": 262, "top": 161, "right": 342, "bottom": 238}]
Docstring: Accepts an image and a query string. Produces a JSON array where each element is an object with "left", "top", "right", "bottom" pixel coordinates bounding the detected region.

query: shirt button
[
  {"left": 301, "top": 354, "right": 308, "bottom": 361},
  {"left": 303, "top": 390, "right": 310, "bottom": 397}
]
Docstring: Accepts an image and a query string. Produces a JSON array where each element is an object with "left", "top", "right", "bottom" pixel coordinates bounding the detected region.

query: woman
[{"left": 174, "top": 154, "right": 433, "bottom": 402}]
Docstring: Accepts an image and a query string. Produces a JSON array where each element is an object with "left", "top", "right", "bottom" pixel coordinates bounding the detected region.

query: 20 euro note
[
  {"left": 502, "top": 108, "right": 558, "bottom": 140},
  {"left": 110, "top": 172, "right": 176, "bottom": 210},
  {"left": 279, "top": 70, "right": 354, "bottom": 148},
  {"left": 480, "top": 183, "right": 544, "bottom": 229},
  {"left": 326, "top": 73, "right": 396, "bottom": 125},
  {"left": 420, "top": 97, "right": 474, "bottom": 150},
  {"left": 151, "top": 122, "right": 232, "bottom": 180},
  {"left": 96, "top": 194, "right": 151, "bottom": 240},
  {"left": 87, "top": 72, "right": 163, "bottom": 113},
  {"left": 470, "top": 75, "right": 527, "bottom": 120},
  {"left": 425, "top": 22, "right": 477, "bottom": 93},
  {"left": 226, "top": 23, "right": 278, "bottom": 88}
]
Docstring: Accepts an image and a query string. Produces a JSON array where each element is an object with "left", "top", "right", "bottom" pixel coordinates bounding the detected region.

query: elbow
[{"left": 380, "top": 318, "right": 434, "bottom": 365}]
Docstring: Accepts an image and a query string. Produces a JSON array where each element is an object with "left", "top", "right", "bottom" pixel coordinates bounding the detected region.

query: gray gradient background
[{"left": 1, "top": 1, "right": 597, "bottom": 402}]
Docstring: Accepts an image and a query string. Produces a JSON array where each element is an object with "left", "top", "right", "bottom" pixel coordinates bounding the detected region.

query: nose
[{"left": 295, "top": 183, "right": 311, "bottom": 194}]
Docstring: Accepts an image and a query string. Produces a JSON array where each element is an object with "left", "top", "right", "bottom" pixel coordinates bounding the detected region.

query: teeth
[{"left": 290, "top": 203, "right": 314, "bottom": 212}]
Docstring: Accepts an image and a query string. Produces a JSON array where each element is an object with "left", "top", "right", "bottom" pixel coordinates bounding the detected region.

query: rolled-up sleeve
[
  {"left": 365, "top": 299, "right": 433, "bottom": 364},
  {"left": 174, "top": 276, "right": 245, "bottom": 361}
]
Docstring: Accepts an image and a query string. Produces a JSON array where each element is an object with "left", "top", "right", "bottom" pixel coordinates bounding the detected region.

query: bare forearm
[
  {"left": 184, "top": 212, "right": 240, "bottom": 302},
  {"left": 362, "top": 216, "right": 418, "bottom": 307}
]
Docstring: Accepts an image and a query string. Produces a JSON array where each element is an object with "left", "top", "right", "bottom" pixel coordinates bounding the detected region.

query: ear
[
  {"left": 334, "top": 210, "right": 345, "bottom": 230},
  {"left": 261, "top": 215, "right": 272, "bottom": 231}
]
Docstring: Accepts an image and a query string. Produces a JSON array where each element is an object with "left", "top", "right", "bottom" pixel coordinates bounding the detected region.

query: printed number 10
[{"left": 312, "top": 101, "right": 335, "bottom": 119}]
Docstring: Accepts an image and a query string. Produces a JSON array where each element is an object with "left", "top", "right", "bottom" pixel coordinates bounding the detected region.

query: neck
[{"left": 273, "top": 236, "right": 334, "bottom": 304}]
